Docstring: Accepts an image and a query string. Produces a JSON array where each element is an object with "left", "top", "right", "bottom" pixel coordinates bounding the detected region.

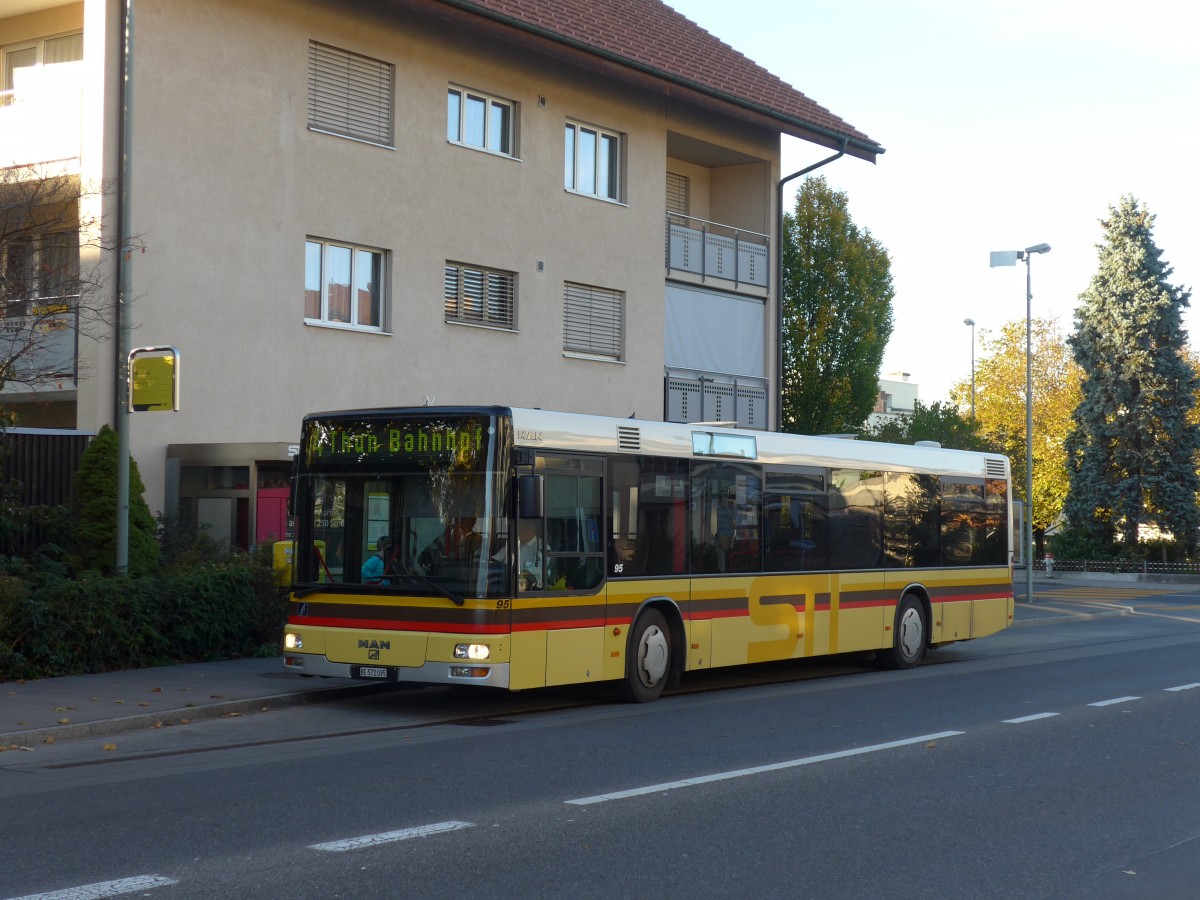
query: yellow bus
[{"left": 283, "top": 406, "right": 1013, "bottom": 701}]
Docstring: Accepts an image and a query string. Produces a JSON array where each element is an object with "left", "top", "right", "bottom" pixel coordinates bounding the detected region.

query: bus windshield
[{"left": 293, "top": 412, "right": 510, "bottom": 599}]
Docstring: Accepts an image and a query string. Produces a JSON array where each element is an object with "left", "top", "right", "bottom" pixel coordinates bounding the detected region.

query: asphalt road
[{"left": 3, "top": 589, "right": 1200, "bottom": 899}]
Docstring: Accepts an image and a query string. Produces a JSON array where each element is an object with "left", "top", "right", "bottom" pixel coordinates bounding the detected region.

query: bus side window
[{"left": 608, "top": 454, "right": 687, "bottom": 576}]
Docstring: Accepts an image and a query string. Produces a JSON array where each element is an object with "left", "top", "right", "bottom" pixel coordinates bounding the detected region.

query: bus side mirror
[{"left": 518, "top": 474, "right": 543, "bottom": 519}]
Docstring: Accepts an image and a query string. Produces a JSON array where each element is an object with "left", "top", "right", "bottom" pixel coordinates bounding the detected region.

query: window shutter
[
  {"left": 308, "top": 42, "right": 393, "bottom": 145},
  {"left": 666, "top": 172, "right": 689, "bottom": 215},
  {"left": 563, "top": 283, "right": 623, "bottom": 359},
  {"left": 444, "top": 264, "right": 515, "bottom": 329}
]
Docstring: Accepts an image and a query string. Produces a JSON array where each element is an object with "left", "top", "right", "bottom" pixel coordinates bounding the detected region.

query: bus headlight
[
  {"left": 454, "top": 643, "right": 490, "bottom": 660},
  {"left": 284, "top": 632, "right": 303, "bottom": 650}
]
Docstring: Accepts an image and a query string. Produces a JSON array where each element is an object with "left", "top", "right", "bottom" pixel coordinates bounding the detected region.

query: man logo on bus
[{"left": 358, "top": 639, "right": 391, "bottom": 650}]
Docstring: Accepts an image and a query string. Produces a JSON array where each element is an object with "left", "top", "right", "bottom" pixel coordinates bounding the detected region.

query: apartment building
[{"left": 0, "top": 0, "right": 881, "bottom": 549}]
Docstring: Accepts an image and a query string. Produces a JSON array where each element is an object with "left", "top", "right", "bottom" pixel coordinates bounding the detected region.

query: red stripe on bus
[{"left": 292, "top": 616, "right": 508, "bottom": 635}]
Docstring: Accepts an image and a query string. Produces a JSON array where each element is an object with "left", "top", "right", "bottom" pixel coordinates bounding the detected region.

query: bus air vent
[
  {"left": 985, "top": 458, "right": 1007, "bottom": 478},
  {"left": 617, "top": 426, "right": 641, "bottom": 452}
]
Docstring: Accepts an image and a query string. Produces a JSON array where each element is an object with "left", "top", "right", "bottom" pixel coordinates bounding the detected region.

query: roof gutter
[
  {"left": 432, "top": 0, "right": 883, "bottom": 161},
  {"left": 775, "top": 138, "right": 847, "bottom": 432}
]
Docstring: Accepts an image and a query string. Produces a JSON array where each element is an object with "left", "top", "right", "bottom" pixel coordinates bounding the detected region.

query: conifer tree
[
  {"left": 1064, "top": 196, "right": 1200, "bottom": 553},
  {"left": 71, "top": 424, "right": 159, "bottom": 574}
]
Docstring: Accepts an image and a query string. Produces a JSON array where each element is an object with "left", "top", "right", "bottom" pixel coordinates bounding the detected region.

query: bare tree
[{"left": 0, "top": 165, "right": 130, "bottom": 404}]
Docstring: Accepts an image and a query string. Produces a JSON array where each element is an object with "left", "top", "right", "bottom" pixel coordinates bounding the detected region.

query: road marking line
[
  {"left": 1165, "top": 683, "right": 1200, "bottom": 692},
  {"left": 309, "top": 820, "right": 474, "bottom": 852},
  {"left": 1088, "top": 696, "right": 1141, "bottom": 707},
  {"left": 5, "top": 875, "right": 179, "bottom": 900},
  {"left": 1003, "top": 712, "right": 1059, "bottom": 724},
  {"left": 565, "top": 731, "right": 964, "bottom": 806}
]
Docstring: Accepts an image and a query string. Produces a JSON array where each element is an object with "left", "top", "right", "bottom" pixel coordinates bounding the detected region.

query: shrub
[{"left": 71, "top": 424, "right": 159, "bottom": 576}]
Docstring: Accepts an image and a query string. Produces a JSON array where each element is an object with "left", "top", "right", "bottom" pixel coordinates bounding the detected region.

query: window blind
[
  {"left": 563, "top": 282, "right": 623, "bottom": 359},
  {"left": 308, "top": 42, "right": 393, "bottom": 145}
]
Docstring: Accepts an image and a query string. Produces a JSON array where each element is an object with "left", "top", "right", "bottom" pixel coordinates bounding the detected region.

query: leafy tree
[
  {"left": 950, "top": 316, "right": 1081, "bottom": 554},
  {"left": 781, "top": 175, "right": 894, "bottom": 434},
  {"left": 70, "top": 425, "right": 159, "bottom": 575},
  {"left": 1063, "top": 196, "right": 1200, "bottom": 553},
  {"left": 860, "top": 399, "right": 992, "bottom": 452}
]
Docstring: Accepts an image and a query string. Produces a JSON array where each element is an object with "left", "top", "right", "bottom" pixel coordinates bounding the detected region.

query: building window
[
  {"left": 444, "top": 263, "right": 515, "bottom": 330},
  {"left": 1, "top": 231, "right": 78, "bottom": 302},
  {"left": 563, "top": 282, "right": 623, "bottom": 360},
  {"left": 1, "top": 31, "right": 83, "bottom": 104},
  {"left": 666, "top": 172, "right": 689, "bottom": 215},
  {"left": 447, "top": 87, "right": 515, "bottom": 156},
  {"left": 305, "top": 239, "right": 385, "bottom": 330},
  {"left": 564, "top": 120, "right": 622, "bottom": 201},
  {"left": 307, "top": 42, "right": 394, "bottom": 146}
]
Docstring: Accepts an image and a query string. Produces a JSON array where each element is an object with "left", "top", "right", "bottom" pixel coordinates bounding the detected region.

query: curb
[{"left": 0, "top": 679, "right": 398, "bottom": 749}]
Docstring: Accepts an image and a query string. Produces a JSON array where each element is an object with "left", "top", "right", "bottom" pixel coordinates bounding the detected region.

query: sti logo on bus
[{"left": 358, "top": 639, "right": 391, "bottom": 650}]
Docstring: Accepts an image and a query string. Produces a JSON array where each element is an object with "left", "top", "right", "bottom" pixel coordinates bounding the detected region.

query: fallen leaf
[
  {"left": 138, "top": 702, "right": 150, "bottom": 707},
  {"left": 57, "top": 718, "right": 69, "bottom": 724},
  {"left": 260, "top": 706, "right": 270, "bottom": 712},
  {"left": 102, "top": 743, "right": 117, "bottom": 751},
  {"left": 926, "top": 741, "right": 937, "bottom": 749},
  {"left": 154, "top": 722, "right": 163, "bottom": 729},
  {"left": 220, "top": 711, "right": 243, "bottom": 718},
  {"left": 113, "top": 700, "right": 125, "bottom": 705},
  {"left": 179, "top": 718, "right": 190, "bottom": 725},
  {"left": 43, "top": 736, "right": 55, "bottom": 745},
  {"left": 150, "top": 687, "right": 162, "bottom": 693}
]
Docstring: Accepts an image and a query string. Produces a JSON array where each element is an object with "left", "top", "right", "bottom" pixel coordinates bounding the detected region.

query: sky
[{"left": 666, "top": 0, "right": 1200, "bottom": 404}]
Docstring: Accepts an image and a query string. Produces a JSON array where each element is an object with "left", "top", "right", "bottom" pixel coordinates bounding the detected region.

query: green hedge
[{"left": 0, "top": 560, "right": 286, "bottom": 681}]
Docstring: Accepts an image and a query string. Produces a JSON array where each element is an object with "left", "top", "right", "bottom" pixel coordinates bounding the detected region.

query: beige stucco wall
[{"left": 10, "top": 0, "right": 782, "bottom": 521}]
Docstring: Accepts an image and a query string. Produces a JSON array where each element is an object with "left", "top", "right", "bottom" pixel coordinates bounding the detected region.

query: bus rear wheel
[
  {"left": 616, "top": 609, "right": 671, "bottom": 703},
  {"left": 879, "top": 594, "right": 927, "bottom": 669}
]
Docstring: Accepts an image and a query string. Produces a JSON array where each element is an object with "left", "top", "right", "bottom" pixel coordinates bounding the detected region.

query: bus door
[
  {"left": 518, "top": 454, "right": 606, "bottom": 687},
  {"left": 606, "top": 455, "right": 692, "bottom": 671}
]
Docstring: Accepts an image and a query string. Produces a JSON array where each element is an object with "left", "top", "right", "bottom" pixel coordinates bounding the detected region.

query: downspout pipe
[{"left": 775, "top": 137, "right": 847, "bottom": 432}]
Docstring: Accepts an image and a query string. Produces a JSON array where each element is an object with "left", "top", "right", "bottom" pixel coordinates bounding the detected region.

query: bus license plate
[{"left": 355, "top": 665, "right": 389, "bottom": 680}]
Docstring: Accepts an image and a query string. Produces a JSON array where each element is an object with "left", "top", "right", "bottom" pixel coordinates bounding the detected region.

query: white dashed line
[
  {"left": 565, "top": 731, "right": 965, "bottom": 806},
  {"left": 5, "top": 875, "right": 179, "bottom": 900},
  {"left": 1003, "top": 712, "right": 1060, "bottom": 724},
  {"left": 1088, "top": 696, "right": 1141, "bottom": 707},
  {"left": 1165, "top": 683, "right": 1200, "bottom": 692},
  {"left": 309, "top": 820, "right": 474, "bottom": 852}
]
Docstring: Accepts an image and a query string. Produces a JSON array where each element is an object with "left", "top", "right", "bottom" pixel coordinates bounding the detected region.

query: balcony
[
  {"left": 665, "top": 214, "right": 769, "bottom": 292},
  {"left": 0, "top": 61, "right": 84, "bottom": 169},
  {"left": 0, "top": 299, "right": 78, "bottom": 395}
]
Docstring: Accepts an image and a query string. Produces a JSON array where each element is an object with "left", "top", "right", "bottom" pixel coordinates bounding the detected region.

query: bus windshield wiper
[{"left": 388, "top": 572, "right": 465, "bottom": 606}]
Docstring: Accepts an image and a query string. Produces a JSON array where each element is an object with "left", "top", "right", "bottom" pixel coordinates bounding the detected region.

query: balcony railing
[
  {"left": 0, "top": 61, "right": 84, "bottom": 167},
  {"left": 666, "top": 214, "right": 769, "bottom": 290},
  {"left": 0, "top": 298, "right": 79, "bottom": 389}
]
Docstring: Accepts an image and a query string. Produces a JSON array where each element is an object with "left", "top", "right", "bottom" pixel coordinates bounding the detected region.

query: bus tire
[
  {"left": 616, "top": 609, "right": 671, "bottom": 703},
  {"left": 879, "top": 594, "right": 927, "bottom": 670}
]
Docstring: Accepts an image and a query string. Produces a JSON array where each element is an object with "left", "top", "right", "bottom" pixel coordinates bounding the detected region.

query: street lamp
[
  {"left": 990, "top": 244, "right": 1050, "bottom": 606},
  {"left": 963, "top": 317, "right": 976, "bottom": 418}
]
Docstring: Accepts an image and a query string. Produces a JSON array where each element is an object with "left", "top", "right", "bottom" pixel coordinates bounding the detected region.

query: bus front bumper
[{"left": 282, "top": 653, "right": 511, "bottom": 689}]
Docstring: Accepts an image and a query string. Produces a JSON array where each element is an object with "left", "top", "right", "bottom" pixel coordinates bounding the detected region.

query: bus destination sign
[{"left": 304, "top": 416, "right": 490, "bottom": 467}]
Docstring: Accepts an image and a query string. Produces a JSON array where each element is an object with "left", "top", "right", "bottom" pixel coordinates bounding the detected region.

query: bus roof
[{"left": 302, "top": 406, "right": 1009, "bottom": 480}]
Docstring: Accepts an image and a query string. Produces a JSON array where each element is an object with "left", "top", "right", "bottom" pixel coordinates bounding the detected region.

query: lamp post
[
  {"left": 990, "top": 243, "right": 1050, "bottom": 605},
  {"left": 963, "top": 317, "right": 976, "bottom": 418}
]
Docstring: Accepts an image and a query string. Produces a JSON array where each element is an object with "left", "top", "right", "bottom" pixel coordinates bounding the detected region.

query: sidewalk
[{"left": 0, "top": 579, "right": 1138, "bottom": 748}]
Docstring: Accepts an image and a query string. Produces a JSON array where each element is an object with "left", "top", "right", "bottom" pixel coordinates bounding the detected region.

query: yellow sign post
[{"left": 128, "top": 346, "right": 180, "bottom": 412}]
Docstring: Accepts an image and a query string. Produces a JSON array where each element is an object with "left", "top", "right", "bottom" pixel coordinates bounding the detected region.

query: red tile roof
[{"left": 436, "top": 0, "right": 882, "bottom": 161}]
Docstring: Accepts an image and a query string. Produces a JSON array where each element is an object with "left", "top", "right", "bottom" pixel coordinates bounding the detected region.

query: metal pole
[
  {"left": 964, "top": 318, "right": 976, "bottom": 418},
  {"left": 116, "top": 0, "right": 134, "bottom": 573},
  {"left": 1025, "top": 254, "right": 1034, "bottom": 604}
]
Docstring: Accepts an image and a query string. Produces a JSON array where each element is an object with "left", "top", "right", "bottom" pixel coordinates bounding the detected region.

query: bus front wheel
[
  {"left": 616, "top": 609, "right": 671, "bottom": 703},
  {"left": 879, "top": 594, "right": 927, "bottom": 670}
]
